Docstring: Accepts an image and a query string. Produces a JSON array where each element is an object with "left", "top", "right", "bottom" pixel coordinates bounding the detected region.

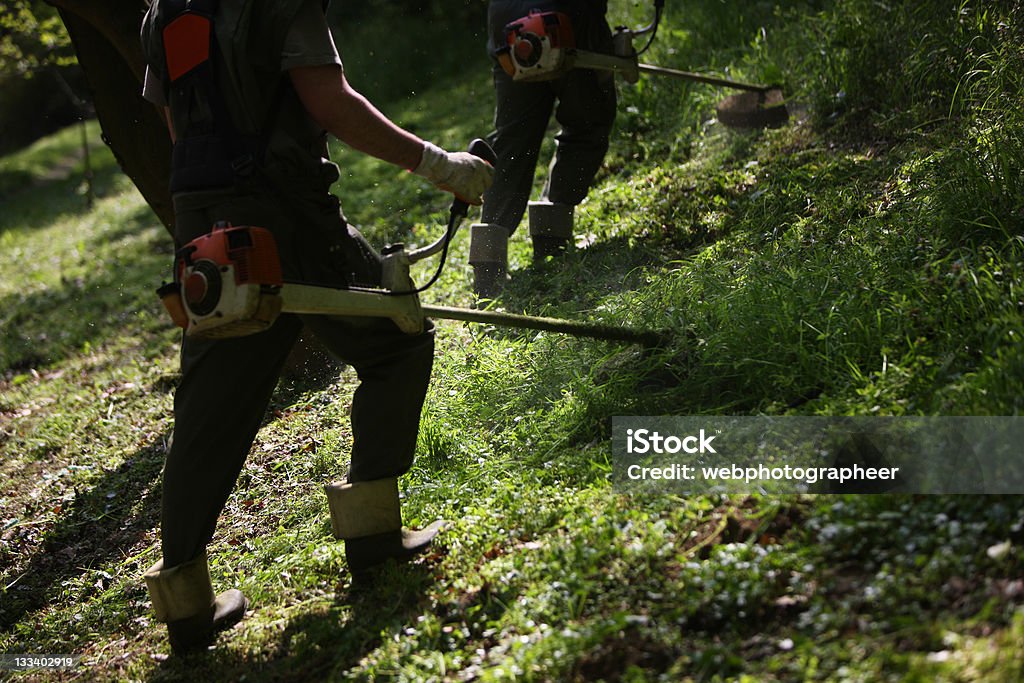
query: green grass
[{"left": 2, "top": 0, "right": 1024, "bottom": 680}]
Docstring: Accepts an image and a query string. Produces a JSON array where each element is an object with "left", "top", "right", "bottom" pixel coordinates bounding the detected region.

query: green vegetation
[
  {"left": 2, "top": 0, "right": 1022, "bottom": 680},
  {"left": 0, "top": 1, "right": 82, "bottom": 155}
]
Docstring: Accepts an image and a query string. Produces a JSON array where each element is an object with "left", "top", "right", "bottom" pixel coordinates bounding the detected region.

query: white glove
[{"left": 412, "top": 142, "right": 495, "bottom": 205}]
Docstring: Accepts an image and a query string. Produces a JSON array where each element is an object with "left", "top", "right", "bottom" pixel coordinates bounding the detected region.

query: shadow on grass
[
  {"left": 147, "top": 564, "right": 440, "bottom": 682},
  {"left": 491, "top": 233, "right": 691, "bottom": 365},
  {"left": 270, "top": 332, "right": 349, "bottom": 408},
  {"left": 0, "top": 207, "right": 169, "bottom": 375},
  {"left": 0, "top": 431, "right": 165, "bottom": 631},
  {"left": 0, "top": 161, "right": 130, "bottom": 236}
]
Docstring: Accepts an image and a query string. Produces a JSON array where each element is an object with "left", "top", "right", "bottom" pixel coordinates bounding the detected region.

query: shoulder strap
[
  {"left": 161, "top": 0, "right": 219, "bottom": 83},
  {"left": 157, "top": 0, "right": 263, "bottom": 191},
  {"left": 144, "top": 0, "right": 314, "bottom": 192}
]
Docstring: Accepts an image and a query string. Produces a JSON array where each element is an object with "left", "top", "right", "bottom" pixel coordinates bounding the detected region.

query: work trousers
[
  {"left": 481, "top": 0, "right": 617, "bottom": 232},
  {"left": 160, "top": 183, "right": 434, "bottom": 568}
]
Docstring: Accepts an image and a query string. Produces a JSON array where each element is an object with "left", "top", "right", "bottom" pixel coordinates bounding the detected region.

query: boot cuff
[
  {"left": 528, "top": 201, "right": 574, "bottom": 239},
  {"left": 144, "top": 551, "right": 215, "bottom": 623},
  {"left": 325, "top": 477, "right": 402, "bottom": 539},
  {"left": 468, "top": 223, "right": 510, "bottom": 265}
]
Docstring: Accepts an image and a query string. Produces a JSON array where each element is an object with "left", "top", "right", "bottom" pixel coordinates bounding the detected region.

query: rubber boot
[
  {"left": 325, "top": 477, "right": 445, "bottom": 582},
  {"left": 528, "top": 201, "right": 574, "bottom": 261},
  {"left": 468, "top": 223, "right": 509, "bottom": 300},
  {"left": 144, "top": 551, "right": 248, "bottom": 655}
]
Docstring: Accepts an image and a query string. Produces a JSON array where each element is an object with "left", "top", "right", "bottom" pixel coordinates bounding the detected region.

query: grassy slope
[{"left": 2, "top": 1, "right": 1023, "bottom": 681}]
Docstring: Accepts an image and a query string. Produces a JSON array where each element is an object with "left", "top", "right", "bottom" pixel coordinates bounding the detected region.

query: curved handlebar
[{"left": 409, "top": 138, "right": 496, "bottom": 263}]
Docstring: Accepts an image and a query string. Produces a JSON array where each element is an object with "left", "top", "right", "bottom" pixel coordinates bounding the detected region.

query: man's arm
[
  {"left": 289, "top": 63, "right": 423, "bottom": 170},
  {"left": 161, "top": 106, "right": 176, "bottom": 143},
  {"left": 289, "top": 63, "right": 493, "bottom": 203}
]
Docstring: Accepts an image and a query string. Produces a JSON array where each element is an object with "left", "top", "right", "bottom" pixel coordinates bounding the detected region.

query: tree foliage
[
  {"left": 0, "top": 2, "right": 87, "bottom": 155},
  {"left": 0, "top": 0, "right": 76, "bottom": 80}
]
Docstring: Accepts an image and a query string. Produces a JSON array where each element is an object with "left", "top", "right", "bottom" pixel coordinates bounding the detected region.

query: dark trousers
[
  {"left": 481, "top": 0, "right": 617, "bottom": 232},
  {"left": 161, "top": 185, "right": 434, "bottom": 568}
]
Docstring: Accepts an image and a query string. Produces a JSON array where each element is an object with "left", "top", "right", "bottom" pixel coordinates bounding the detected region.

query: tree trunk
[
  {"left": 49, "top": 0, "right": 175, "bottom": 233},
  {"left": 48, "top": 0, "right": 332, "bottom": 378}
]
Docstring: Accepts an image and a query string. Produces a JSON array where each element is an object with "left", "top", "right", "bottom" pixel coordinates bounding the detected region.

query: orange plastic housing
[
  {"left": 163, "top": 13, "right": 212, "bottom": 81},
  {"left": 508, "top": 10, "right": 575, "bottom": 50},
  {"left": 183, "top": 223, "right": 284, "bottom": 287},
  {"left": 500, "top": 10, "right": 576, "bottom": 79}
]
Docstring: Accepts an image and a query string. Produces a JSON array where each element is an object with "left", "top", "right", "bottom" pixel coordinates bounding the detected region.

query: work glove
[{"left": 412, "top": 142, "right": 495, "bottom": 205}]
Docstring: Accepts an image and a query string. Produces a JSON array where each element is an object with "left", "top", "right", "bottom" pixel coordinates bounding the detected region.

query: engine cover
[
  {"left": 177, "top": 223, "right": 284, "bottom": 338},
  {"left": 498, "top": 10, "right": 576, "bottom": 82}
]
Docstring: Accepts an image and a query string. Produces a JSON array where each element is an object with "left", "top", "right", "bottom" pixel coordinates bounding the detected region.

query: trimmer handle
[
  {"left": 451, "top": 138, "right": 497, "bottom": 219},
  {"left": 467, "top": 137, "right": 497, "bottom": 165},
  {"left": 408, "top": 139, "right": 498, "bottom": 265}
]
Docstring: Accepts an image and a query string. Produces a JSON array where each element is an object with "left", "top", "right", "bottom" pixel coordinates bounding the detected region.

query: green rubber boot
[
  {"left": 325, "top": 477, "right": 446, "bottom": 582},
  {"left": 144, "top": 551, "right": 248, "bottom": 655}
]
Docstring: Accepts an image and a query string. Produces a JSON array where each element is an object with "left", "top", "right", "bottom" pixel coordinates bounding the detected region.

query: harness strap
[
  {"left": 163, "top": 0, "right": 215, "bottom": 81},
  {"left": 161, "top": 0, "right": 265, "bottom": 192}
]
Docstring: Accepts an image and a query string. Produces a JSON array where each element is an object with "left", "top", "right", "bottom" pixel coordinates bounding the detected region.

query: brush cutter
[
  {"left": 158, "top": 141, "right": 666, "bottom": 347},
  {"left": 496, "top": 0, "right": 788, "bottom": 129}
]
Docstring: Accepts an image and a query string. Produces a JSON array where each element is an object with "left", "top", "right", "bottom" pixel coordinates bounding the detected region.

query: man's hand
[{"left": 413, "top": 142, "right": 495, "bottom": 205}]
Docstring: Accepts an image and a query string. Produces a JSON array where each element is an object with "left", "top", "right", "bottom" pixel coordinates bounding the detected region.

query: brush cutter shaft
[
  {"left": 636, "top": 63, "right": 775, "bottom": 92},
  {"left": 173, "top": 260, "right": 663, "bottom": 346},
  {"left": 180, "top": 272, "right": 663, "bottom": 346},
  {"left": 279, "top": 282, "right": 663, "bottom": 345},
  {"left": 570, "top": 49, "right": 640, "bottom": 83},
  {"left": 164, "top": 209, "right": 664, "bottom": 345},
  {"left": 506, "top": 45, "right": 772, "bottom": 93},
  {"left": 570, "top": 49, "right": 774, "bottom": 92},
  {"left": 281, "top": 283, "right": 662, "bottom": 345},
  {"left": 281, "top": 284, "right": 424, "bottom": 335},
  {"left": 421, "top": 304, "right": 664, "bottom": 347}
]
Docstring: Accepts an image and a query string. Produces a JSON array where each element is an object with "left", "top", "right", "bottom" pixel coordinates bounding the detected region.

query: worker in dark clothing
[
  {"left": 470, "top": 0, "right": 617, "bottom": 298},
  {"left": 139, "top": 0, "right": 493, "bottom": 655}
]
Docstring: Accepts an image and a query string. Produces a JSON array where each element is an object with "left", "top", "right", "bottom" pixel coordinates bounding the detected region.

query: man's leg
[
  {"left": 161, "top": 189, "right": 306, "bottom": 567},
  {"left": 481, "top": 69, "right": 556, "bottom": 232},
  {"left": 528, "top": 67, "right": 616, "bottom": 259},
  {"left": 304, "top": 313, "right": 438, "bottom": 580},
  {"left": 151, "top": 314, "right": 300, "bottom": 654},
  {"left": 474, "top": 69, "right": 556, "bottom": 295},
  {"left": 161, "top": 316, "right": 303, "bottom": 567},
  {"left": 302, "top": 314, "right": 434, "bottom": 483},
  {"left": 481, "top": 0, "right": 563, "bottom": 231},
  {"left": 543, "top": 68, "right": 617, "bottom": 208},
  {"left": 297, "top": 213, "right": 440, "bottom": 579}
]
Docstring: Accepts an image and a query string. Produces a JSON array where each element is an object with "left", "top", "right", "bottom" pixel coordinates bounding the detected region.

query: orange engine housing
[
  {"left": 498, "top": 10, "right": 576, "bottom": 81},
  {"left": 180, "top": 222, "right": 283, "bottom": 289},
  {"left": 166, "top": 222, "right": 285, "bottom": 338}
]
